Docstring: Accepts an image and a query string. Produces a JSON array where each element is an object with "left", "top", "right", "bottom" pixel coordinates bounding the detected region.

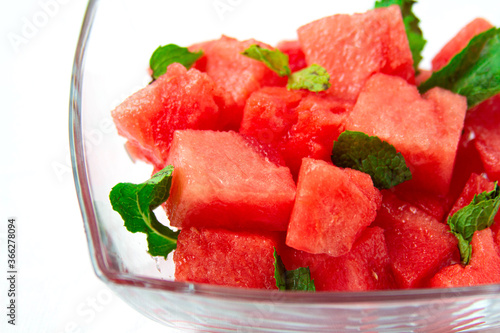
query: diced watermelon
[
  {"left": 297, "top": 5, "right": 414, "bottom": 102},
  {"left": 374, "top": 192, "right": 458, "bottom": 288},
  {"left": 286, "top": 158, "right": 381, "bottom": 257},
  {"left": 239, "top": 87, "right": 306, "bottom": 146},
  {"left": 432, "top": 18, "right": 493, "bottom": 71},
  {"left": 189, "top": 36, "right": 288, "bottom": 130},
  {"left": 111, "top": 63, "right": 230, "bottom": 168},
  {"left": 165, "top": 130, "right": 296, "bottom": 231},
  {"left": 429, "top": 229, "right": 500, "bottom": 288},
  {"left": 281, "top": 227, "right": 396, "bottom": 291},
  {"left": 392, "top": 187, "right": 448, "bottom": 222},
  {"left": 174, "top": 228, "right": 283, "bottom": 289},
  {"left": 448, "top": 173, "right": 495, "bottom": 218},
  {"left": 463, "top": 94, "right": 500, "bottom": 182},
  {"left": 276, "top": 40, "right": 307, "bottom": 72},
  {"left": 346, "top": 73, "right": 467, "bottom": 195},
  {"left": 447, "top": 128, "right": 486, "bottom": 205},
  {"left": 240, "top": 87, "right": 350, "bottom": 178}
]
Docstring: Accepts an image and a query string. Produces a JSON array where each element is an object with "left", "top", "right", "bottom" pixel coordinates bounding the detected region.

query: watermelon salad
[{"left": 109, "top": 1, "right": 500, "bottom": 291}]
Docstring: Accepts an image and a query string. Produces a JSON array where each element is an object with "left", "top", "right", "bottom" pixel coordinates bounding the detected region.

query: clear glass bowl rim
[{"left": 69, "top": 0, "right": 500, "bottom": 305}]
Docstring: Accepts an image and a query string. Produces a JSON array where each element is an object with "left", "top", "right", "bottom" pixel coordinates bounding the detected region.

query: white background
[{"left": 0, "top": 0, "right": 499, "bottom": 333}]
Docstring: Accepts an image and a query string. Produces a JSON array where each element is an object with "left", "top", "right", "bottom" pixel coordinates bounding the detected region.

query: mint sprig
[
  {"left": 419, "top": 28, "right": 500, "bottom": 108},
  {"left": 273, "top": 248, "right": 315, "bottom": 291},
  {"left": 375, "top": 0, "right": 426, "bottom": 72},
  {"left": 242, "top": 44, "right": 291, "bottom": 77},
  {"left": 109, "top": 165, "right": 179, "bottom": 258},
  {"left": 447, "top": 183, "right": 500, "bottom": 265},
  {"left": 331, "top": 131, "right": 412, "bottom": 190},
  {"left": 150, "top": 44, "right": 203, "bottom": 80},
  {"left": 242, "top": 45, "right": 330, "bottom": 92},
  {"left": 287, "top": 64, "right": 331, "bottom": 92}
]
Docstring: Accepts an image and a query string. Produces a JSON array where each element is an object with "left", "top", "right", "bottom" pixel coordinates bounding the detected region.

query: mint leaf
[
  {"left": 242, "top": 44, "right": 291, "bottom": 77},
  {"left": 419, "top": 28, "right": 500, "bottom": 108},
  {"left": 447, "top": 183, "right": 500, "bottom": 265},
  {"left": 109, "top": 165, "right": 179, "bottom": 258},
  {"left": 375, "top": 0, "right": 426, "bottom": 72},
  {"left": 150, "top": 44, "right": 203, "bottom": 80},
  {"left": 273, "top": 248, "right": 315, "bottom": 291},
  {"left": 331, "top": 131, "right": 412, "bottom": 190},
  {"left": 287, "top": 64, "right": 331, "bottom": 92}
]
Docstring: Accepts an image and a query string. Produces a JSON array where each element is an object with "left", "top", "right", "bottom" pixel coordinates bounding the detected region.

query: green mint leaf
[
  {"left": 242, "top": 44, "right": 291, "bottom": 77},
  {"left": 331, "top": 131, "right": 412, "bottom": 190},
  {"left": 273, "top": 248, "right": 315, "bottom": 291},
  {"left": 109, "top": 165, "right": 179, "bottom": 259},
  {"left": 150, "top": 44, "right": 203, "bottom": 80},
  {"left": 287, "top": 64, "right": 331, "bottom": 92},
  {"left": 447, "top": 183, "right": 500, "bottom": 265},
  {"left": 419, "top": 28, "right": 500, "bottom": 108},
  {"left": 375, "top": 0, "right": 426, "bottom": 72}
]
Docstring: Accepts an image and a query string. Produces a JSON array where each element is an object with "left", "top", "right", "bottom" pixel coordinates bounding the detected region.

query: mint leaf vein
[
  {"left": 331, "top": 131, "right": 412, "bottom": 190},
  {"left": 109, "top": 165, "right": 179, "bottom": 258},
  {"left": 447, "top": 183, "right": 500, "bottom": 265}
]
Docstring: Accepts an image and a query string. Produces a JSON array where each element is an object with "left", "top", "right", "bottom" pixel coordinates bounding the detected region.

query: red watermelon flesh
[
  {"left": 111, "top": 63, "right": 230, "bottom": 169},
  {"left": 374, "top": 191, "right": 458, "bottom": 288},
  {"left": 276, "top": 40, "right": 307, "bottom": 72},
  {"left": 239, "top": 87, "right": 306, "bottom": 146},
  {"left": 165, "top": 130, "right": 296, "bottom": 231},
  {"left": 346, "top": 73, "right": 467, "bottom": 195},
  {"left": 447, "top": 128, "right": 486, "bottom": 205},
  {"left": 392, "top": 187, "right": 448, "bottom": 222},
  {"left": 281, "top": 227, "right": 396, "bottom": 291},
  {"left": 297, "top": 5, "right": 414, "bottom": 102},
  {"left": 429, "top": 228, "right": 500, "bottom": 288},
  {"left": 282, "top": 94, "right": 350, "bottom": 177},
  {"left": 286, "top": 158, "right": 381, "bottom": 257},
  {"left": 464, "top": 94, "right": 500, "bottom": 182},
  {"left": 240, "top": 87, "right": 350, "bottom": 178},
  {"left": 432, "top": 18, "right": 493, "bottom": 71},
  {"left": 448, "top": 173, "right": 495, "bottom": 218},
  {"left": 174, "top": 227, "right": 283, "bottom": 289},
  {"left": 189, "top": 36, "right": 288, "bottom": 130}
]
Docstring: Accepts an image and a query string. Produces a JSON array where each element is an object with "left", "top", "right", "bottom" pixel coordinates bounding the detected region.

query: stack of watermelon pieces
[{"left": 111, "top": 4, "right": 500, "bottom": 291}]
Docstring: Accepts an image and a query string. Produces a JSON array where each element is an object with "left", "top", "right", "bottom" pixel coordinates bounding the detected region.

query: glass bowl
[{"left": 70, "top": 0, "right": 500, "bottom": 331}]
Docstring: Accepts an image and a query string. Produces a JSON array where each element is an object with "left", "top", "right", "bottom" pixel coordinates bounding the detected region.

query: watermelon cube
[
  {"left": 276, "top": 40, "right": 307, "bottom": 72},
  {"left": 463, "top": 94, "right": 500, "bottom": 182},
  {"left": 432, "top": 18, "right": 493, "bottom": 71},
  {"left": 190, "top": 36, "right": 287, "bottom": 130},
  {"left": 346, "top": 73, "right": 467, "bottom": 195},
  {"left": 240, "top": 87, "right": 350, "bottom": 178},
  {"left": 286, "top": 158, "right": 381, "bottom": 257},
  {"left": 297, "top": 5, "right": 414, "bottom": 102},
  {"left": 429, "top": 228, "right": 500, "bottom": 288},
  {"left": 111, "top": 63, "right": 230, "bottom": 168},
  {"left": 374, "top": 192, "right": 458, "bottom": 288},
  {"left": 174, "top": 228, "right": 283, "bottom": 289},
  {"left": 165, "top": 130, "right": 296, "bottom": 231},
  {"left": 448, "top": 173, "right": 495, "bottom": 218},
  {"left": 281, "top": 227, "right": 396, "bottom": 291},
  {"left": 447, "top": 127, "right": 486, "bottom": 205}
]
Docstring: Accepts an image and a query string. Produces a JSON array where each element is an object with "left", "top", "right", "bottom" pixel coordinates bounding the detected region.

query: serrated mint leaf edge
[
  {"left": 242, "top": 44, "right": 291, "bottom": 77},
  {"left": 109, "top": 165, "right": 179, "bottom": 259},
  {"left": 150, "top": 44, "right": 203, "bottom": 80},
  {"left": 287, "top": 64, "right": 331, "bottom": 92},
  {"left": 418, "top": 28, "right": 500, "bottom": 108},
  {"left": 331, "top": 130, "right": 412, "bottom": 190},
  {"left": 447, "top": 183, "right": 500, "bottom": 265}
]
